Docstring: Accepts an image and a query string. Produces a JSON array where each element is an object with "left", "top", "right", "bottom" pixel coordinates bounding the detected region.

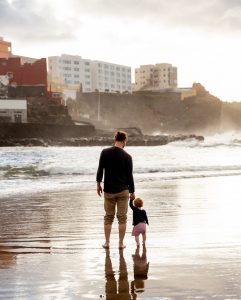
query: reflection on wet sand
[
  {"left": 104, "top": 249, "right": 131, "bottom": 299},
  {"left": 131, "top": 246, "right": 149, "bottom": 297},
  {"left": 0, "top": 251, "right": 16, "bottom": 269},
  {"left": 104, "top": 247, "right": 149, "bottom": 299}
]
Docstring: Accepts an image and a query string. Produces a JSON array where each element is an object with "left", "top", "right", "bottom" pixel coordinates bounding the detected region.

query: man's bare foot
[
  {"left": 119, "top": 244, "right": 126, "bottom": 249},
  {"left": 102, "top": 243, "right": 109, "bottom": 249}
]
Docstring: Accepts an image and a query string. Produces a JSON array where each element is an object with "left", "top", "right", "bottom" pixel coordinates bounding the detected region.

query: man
[{"left": 96, "top": 130, "right": 135, "bottom": 249}]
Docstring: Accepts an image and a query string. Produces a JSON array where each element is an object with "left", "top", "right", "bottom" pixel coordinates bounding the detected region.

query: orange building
[{"left": 0, "top": 37, "right": 12, "bottom": 58}]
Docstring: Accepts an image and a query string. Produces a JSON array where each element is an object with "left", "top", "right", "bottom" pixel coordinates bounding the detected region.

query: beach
[{"left": 1, "top": 174, "right": 241, "bottom": 299}]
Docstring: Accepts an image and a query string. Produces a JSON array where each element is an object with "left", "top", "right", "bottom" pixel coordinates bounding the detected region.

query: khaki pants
[{"left": 104, "top": 190, "right": 129, "bottom": 225}]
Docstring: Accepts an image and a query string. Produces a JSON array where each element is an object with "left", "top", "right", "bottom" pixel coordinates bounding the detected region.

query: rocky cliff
[{"left": 68, "top": 83, "right": 222, "bottom": 134}]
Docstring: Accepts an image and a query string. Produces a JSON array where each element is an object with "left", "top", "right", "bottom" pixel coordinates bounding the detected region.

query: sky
[{"left": 1, "top": 0, "right": 241, "bottom": 101}]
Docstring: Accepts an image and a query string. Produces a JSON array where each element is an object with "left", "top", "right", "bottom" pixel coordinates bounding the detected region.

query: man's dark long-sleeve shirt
[
  {"left": 96, "top": 146, "right": 135, "bottom": 193},
  {"left": 129, "top": 200, "right": 149, "bottom": 226}
]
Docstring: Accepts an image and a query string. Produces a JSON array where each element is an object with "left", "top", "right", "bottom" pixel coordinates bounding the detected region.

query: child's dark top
[{"left": 129, "top": 200, "right": 149, "bottom": 226}]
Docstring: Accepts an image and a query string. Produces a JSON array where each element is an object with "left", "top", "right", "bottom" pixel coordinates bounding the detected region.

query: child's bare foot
[
  {"left": 136, "top": 243, "right": 140, "bottom": 247},
  {"left": 102, "top": 243, "right": 109, "bottom": 249},
  {"left": 119, "top": 244, "right": 126, "bottom": 249}
]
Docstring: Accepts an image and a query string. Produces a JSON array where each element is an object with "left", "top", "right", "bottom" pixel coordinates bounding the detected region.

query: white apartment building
[
  {"left": 134, "top": 63, "right": 177, "bottom": 91},
  {"left": 48, "top": 54, "right": 132, "bottom": 93},
  {"left": 48, "top": 54, "right": 92, "bottom": 92},
  {"left": 91, "top": 61, "right": 131, "bottom": 93}
]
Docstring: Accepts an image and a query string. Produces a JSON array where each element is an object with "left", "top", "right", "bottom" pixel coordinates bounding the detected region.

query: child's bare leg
[
  {"left": 135, "top": 236, "right": 140, "bottom": 247},
  {"left": 142, "top": 233, "right": 146, "bottom": 246}
]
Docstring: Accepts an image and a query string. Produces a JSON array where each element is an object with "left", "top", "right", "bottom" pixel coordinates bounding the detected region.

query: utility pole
[{"left": 97, "top": 92, "right": 100, "bottom": 121}]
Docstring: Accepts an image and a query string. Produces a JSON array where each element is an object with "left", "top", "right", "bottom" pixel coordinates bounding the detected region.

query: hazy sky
[{"left": 1, "top": 0, "right": 241, "bottom": 101}]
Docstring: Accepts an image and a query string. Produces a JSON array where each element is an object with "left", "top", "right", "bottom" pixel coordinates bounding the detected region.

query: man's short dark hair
[{"left": 114, "top": 131, "right": 127, "bottom": 142}]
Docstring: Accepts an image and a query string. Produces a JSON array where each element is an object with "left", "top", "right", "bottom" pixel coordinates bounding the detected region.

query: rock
[{"left": 0, "top": 134, "right": 204, "bottom": 147}]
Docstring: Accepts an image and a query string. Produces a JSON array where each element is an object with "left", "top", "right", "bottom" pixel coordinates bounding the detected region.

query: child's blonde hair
[{"left": 134, "top": 197, "right": 143, "bottom": 208}]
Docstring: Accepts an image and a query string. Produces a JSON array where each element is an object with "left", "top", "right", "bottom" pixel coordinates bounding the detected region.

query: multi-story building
[
  {"left": 0, "top": 37, "right": 12, "bottom": 58},
  {"left": 48, "top": 54, "right": 132, "bottom": 93},
  {"left": 0, "top": 57, "right": 48, "bottom": 98},
  {"left": 134, "top": 63, "right": 177, "bottom": 91},
  {"left": 91, "top": 61, "right": 131, "bottom": 93},
  {"left": 48, "top": 54, "right": 92, "bottom": 93}
]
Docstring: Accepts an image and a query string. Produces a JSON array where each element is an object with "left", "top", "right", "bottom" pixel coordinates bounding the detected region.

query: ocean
[
  {"left": 1, "top": 132, "right": 241, "bottom": 198},
  {"left": 1, "top": 132, "right": 241, "bottom": 299}
]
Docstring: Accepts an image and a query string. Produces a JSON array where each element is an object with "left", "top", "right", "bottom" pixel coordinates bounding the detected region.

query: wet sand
[{"left": 1, "top": 176, "right": 241, "bottom": 299}]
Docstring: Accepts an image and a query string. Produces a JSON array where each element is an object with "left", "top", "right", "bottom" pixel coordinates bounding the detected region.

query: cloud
[
  {"left": 70, "top": 0, "right": 241, "bottom": 32},
  {"left": 1, "top": 0, "right": 241, "bottom": 45},
  {"left": 0, "top": 0, "right": 77, "bottom": 42}
]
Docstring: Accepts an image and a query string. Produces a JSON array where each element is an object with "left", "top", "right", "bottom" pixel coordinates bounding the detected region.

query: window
[
  {"left": 74, "top": 61, "right": 79, "bottom": 65},
  {"left": 85, "top": 62, "right": 90, "bottom": 66},
  {"left": 63, "top": 60, "right": 71, "bottom": 64},
  {"left": 74, "top": 67, "right": 79, "bottom": 71},
  {"left": 63, "top": 67, "right": 71, "bottom": 70},
  {"left": 85, "top": 68, "right": 90, "bottom": 72},
  {"left": 74, "top": 74, "right": 79, "bottom": 78}
]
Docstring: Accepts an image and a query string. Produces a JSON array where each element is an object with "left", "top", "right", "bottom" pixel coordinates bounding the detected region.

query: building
[
  {"left": 91, "top": 60, "right": 131, "bottom": 93},
  {"left": 0, "top": 57, "right": 48, "bottom": 97},
  {"left": 48, "top": 54, "right": 92, "bottom": 93},
  {"left": 0, "top": 99, "right": 27, "bottom": 123},
  {"left": 48, "top": 54, "right": 132, "bottom": 94},
  {"left": 134, "top": 63, "right": 177, "bottom": 92},
  {"left": 0, "top": 37, "right": 12, "bottom": 58}
]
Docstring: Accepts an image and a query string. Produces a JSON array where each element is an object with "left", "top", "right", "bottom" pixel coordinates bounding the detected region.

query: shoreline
[{"left": 0, "top": 134, "right": 204, "bottom": 147}]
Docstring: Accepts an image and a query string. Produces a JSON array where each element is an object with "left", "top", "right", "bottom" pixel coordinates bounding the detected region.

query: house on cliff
[{"left": 0, "top": 99, "right": 27, "bottom": 123}]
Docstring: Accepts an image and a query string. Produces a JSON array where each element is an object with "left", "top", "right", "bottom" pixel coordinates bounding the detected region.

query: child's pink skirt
[{"left": 132, "top": 222, "right": 146, "bottom": 236}]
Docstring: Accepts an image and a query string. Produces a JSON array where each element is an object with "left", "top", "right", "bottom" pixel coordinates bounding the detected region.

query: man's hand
[
  {"left": 97, "top": 182, "right": 103, "bottom": 197},
  {"left": 129, "top": 192, "right": 135, "bottom": 201}
]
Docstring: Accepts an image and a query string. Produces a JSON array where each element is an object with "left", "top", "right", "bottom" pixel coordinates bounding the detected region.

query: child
[{"left": 129, "top": 198, "right": 149, "bottom": 247}]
